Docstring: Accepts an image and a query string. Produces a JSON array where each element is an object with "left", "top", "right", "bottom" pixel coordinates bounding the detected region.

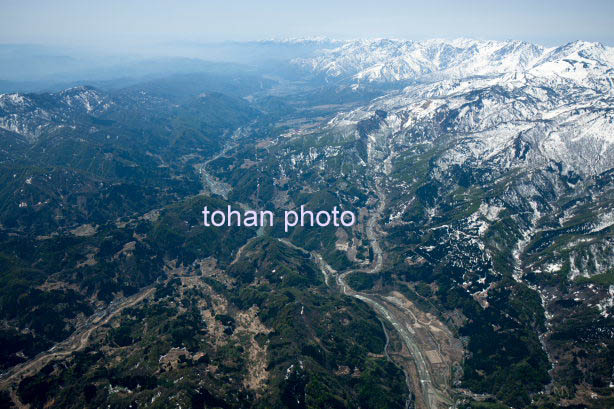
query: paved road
[
  {"left": 329, "top": 177, "right": 454, "bottom": 409},
  {"left": 0, "top": 287, "right": 155, "bottom": 390},
  {"left": 1, "top": 149, "right": 455, "bottom": 409}
]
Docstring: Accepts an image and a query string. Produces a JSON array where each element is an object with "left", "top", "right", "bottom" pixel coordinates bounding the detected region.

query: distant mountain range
[
  {"left": 293, "top": 38, "right": 614, "bottom": 86},
  {"left": 1, "top": 38, "right": 613, "bottom": 409}
]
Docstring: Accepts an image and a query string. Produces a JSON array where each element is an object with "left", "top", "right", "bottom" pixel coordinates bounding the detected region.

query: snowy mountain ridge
[
  {"left": 293, "top": 38, "right": 614, "bottom": 88},
  {"left": 0, "top": 86, "right": 112, "bottom": 142},
  {"left": 323, "top": 70, "right": 614, "bottom": 177}
]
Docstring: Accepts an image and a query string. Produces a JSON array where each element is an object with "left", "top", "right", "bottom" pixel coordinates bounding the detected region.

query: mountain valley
[{"left": 1, "top": 38, "right": 613, "bottom": 409}]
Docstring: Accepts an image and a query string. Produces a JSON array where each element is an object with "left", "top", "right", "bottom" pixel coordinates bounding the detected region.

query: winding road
[
  {"left": 330, "top": 177, "right": 455, "bottom": 409},
  {"left": 1, "top": 141, "right": 457, "bottom": 409},
  {"left": 0, "top": 287, "right": 156, "bottom": 392}
]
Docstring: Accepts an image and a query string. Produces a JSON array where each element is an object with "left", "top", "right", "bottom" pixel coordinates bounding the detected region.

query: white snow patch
[
  {"left": 591, "top": 211, "right": 614, "bottom": 233},
  {"left": 544, "top": 263, "right": 563, "bottom": 273}
]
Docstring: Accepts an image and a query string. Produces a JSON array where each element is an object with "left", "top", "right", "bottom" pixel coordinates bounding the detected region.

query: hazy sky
[{"left": 2, "top": 0, "right": 614, "bottom": 49}]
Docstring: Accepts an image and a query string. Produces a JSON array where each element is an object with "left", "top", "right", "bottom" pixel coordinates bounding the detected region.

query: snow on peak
[
  {"left": 0, "top": 86, "right": 111, "bottom": 142},
  {"left": 293, "top": 38, "right": 614, "bottom": 86}
]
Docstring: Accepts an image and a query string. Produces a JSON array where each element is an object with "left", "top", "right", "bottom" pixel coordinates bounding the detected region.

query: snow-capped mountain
[
  {"left": 293, "top": 38, "right": 614, "bottom": 88},
  {"left": 289, "top": 38, "right": 614, "bottom": 179},
  {"left": 325, "top": 72, "right": 614, "bottom": 177},
  {"left": 268, "top": 40, "right": 614, "bottom": 406},
  {"left": 2, "top": 38, "right": 614, "bottom": 409},
  {"left": 0, "top": 86, "right": 111, "bottom": 142}
]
